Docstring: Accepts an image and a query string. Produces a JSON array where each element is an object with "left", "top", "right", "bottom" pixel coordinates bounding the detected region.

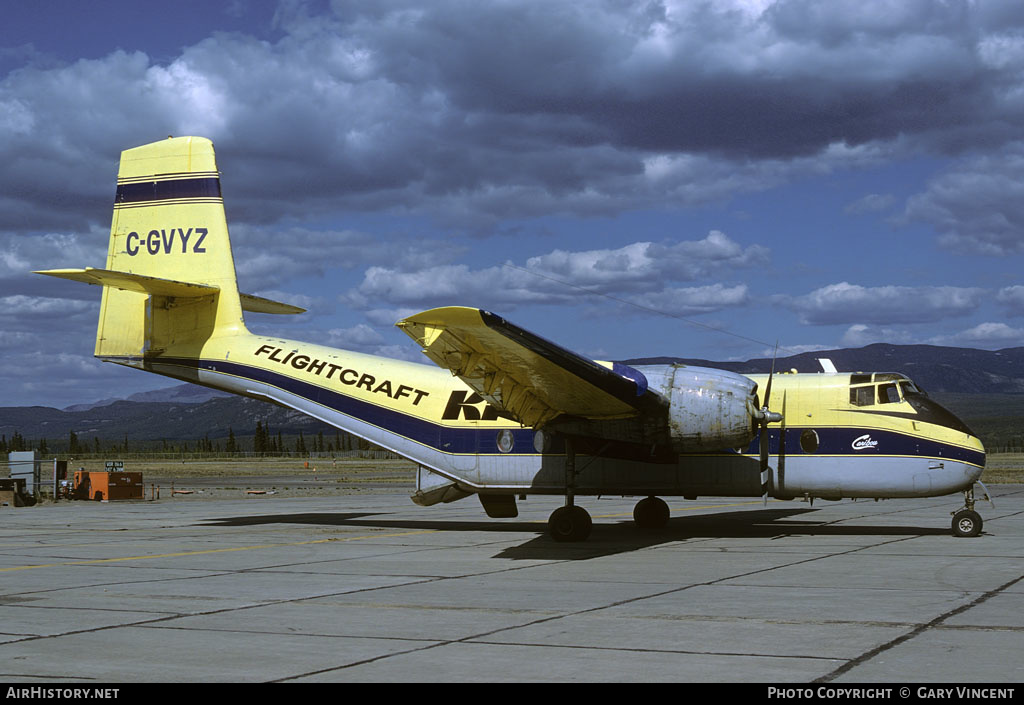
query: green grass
[
  {"left": 7, "top": 454, "right": 1022, "bottom": 494},
  {"left": 980, "top": 453, "right": 1024, "bottom": 483},
  {"left": 89, "top": 456, "right": 415, "bottom": 480}
]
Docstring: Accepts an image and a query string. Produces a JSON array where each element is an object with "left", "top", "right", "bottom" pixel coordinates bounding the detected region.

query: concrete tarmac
[{"left": 1, "top": 485, "right": 1022, "bottom": 683}]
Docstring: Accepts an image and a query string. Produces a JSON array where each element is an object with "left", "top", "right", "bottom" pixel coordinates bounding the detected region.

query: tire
[
  {"left": 549, "top": 505, "right": 593, "bottom": 542},
  {"left": 633, "top": 496, "right": 670, "bottom": 529},
  {"left": 952, "top": 509, "right": 983, "bottom": 538}
]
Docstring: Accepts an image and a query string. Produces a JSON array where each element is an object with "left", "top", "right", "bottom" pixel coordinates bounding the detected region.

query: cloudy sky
[{"left": 4, "top": 0, "right": 1024, "bottom": 409}]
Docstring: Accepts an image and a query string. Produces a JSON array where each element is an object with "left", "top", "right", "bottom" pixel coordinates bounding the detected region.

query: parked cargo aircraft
[{"left": 37, "top": 137, "right": 989, "bottom": 540}]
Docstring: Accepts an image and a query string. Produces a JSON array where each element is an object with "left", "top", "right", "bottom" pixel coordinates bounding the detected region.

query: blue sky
[{"left": 3, "top": 0, "right": 1024, "bottom": 408}]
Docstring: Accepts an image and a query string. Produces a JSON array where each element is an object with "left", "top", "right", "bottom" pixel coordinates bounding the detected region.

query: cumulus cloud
[
  {"left": 3, "top": 1, "right": 1024, "bottom": 234},
  {"left": 997, "top": 285, "right": 1024, "bottom": 316},
  {"left": 0, "top": 330, "right": 40, "bottom": 351},
  {"left": 769, "top": 342, "right": 834, "bottom": 357},
  {"left": 527, "top": 231, "right": 767, "bottom": 289},
  {"left": 230, "top": 224, "right": 460, "bottom": 291},
  {"left": 320, "top": 324, "right": 421, "bottom": 362},
  {"left": 344, "top": 231, "right": 766, "bottom": 312},
  {"left": 625, "top": 284, "right": 749, "bottom": 316},
  {"left": 844, "top": 193, "right": 895, "bottom": 215},
  {"left": 0, "top": 294, "right": 96, "bottom": 330},
  {"left": 7, "top": 1, "right": 1024, "bottom": 405},
  {"left": 840, "top": 323, "right": 917, "bottom": 348},
  {"left": 784, "top": 282, "right": 985, "bottom": 325},
  {"left": 903, "top": 144, "right": 1024, "bottom": 255},
  {"left": 928, "top": 322, "right": 1024, "bottom": 349},
  {"left": 325, "top": 323, "right": 385, "bottom": 348},
  {"left": 840, "top": 320, "right": 1024, "bottom": 350},
  {"left": 0, "top": 230, "right": 108, "bottom": 293}
]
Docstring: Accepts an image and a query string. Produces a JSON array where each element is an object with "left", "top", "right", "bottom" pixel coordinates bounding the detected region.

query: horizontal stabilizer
[
  {"left": 397, "top": 306, "right": 659, "bottom": 428},
  {"left": 238, "top": 293, "right": 306, "bottom": 315},
  {"left": 36, "top": 268, "right": 305, "bottom": 314},
  {"left": 35, "top": 267, "right": 219, "bottom": 297}
]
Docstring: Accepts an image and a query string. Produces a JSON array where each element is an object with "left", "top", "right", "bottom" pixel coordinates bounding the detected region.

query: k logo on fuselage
[{"left": 442, "top": 390, "right": 501, "bottom": 420}]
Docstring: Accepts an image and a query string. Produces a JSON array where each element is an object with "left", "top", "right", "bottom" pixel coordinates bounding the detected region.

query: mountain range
[
  {"left": 2, "top": 343, "right": 1022, "bottom": 450},
  {"left": 625, "top": 343, "right": 1024, "bottom": 395},
  {"left": 61, "top": 384, "right": 231, "bottom": 412}
]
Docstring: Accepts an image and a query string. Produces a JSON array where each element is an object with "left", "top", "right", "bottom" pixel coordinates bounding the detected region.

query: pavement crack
[{"left": 813, "top": 571, "right": 1024, "bottom": 683}]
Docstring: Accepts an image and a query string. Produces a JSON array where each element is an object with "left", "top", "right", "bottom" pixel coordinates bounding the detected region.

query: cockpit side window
[
  {"left": 878, "top": 382, "right": 901, "bottom": 404},
  {"left": 850, "top": 386, "right": 874, "bottom": 406}
]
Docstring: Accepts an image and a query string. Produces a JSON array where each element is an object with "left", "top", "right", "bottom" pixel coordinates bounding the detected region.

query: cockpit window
[
  {"left": 903, "top": 393, "right": 976, "bottom": 435},
  {"left": 849, "top": 372, "right": 922, "bottom": 407},
  {"left": 843, "top": 375, "right": 972, "bottom": 435},
  {"left": 850, "top": 382, "right": 910, "bottom": 406},
  {"left": 873, "top": 373, "right": 906, "bottom": 383},
  {"left": 850, "top": 386, "right": 874, "bottom": 406},
  {"left": 878, "top": 382, "right": 901, "bottom": 404}
]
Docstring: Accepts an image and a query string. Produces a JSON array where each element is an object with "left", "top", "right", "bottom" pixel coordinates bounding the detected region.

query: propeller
[
  {"left": 778, "top": 391, "right": 787, "bottom": 498},
  {"left": 757, "top": 345, "right": 784, "bottom": 505}
]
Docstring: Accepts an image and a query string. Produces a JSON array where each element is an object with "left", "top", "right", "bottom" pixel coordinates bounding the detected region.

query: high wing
[{"left": 397, "top": 306, "right": 664, "bottom": 428}]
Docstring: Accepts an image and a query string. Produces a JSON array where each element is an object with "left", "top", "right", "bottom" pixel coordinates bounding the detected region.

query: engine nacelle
[{"left": 663, "top": 365, "right": 758, "bottom": 452}]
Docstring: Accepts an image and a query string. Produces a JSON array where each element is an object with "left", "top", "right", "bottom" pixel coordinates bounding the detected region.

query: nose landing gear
[
  {"left": 951, "top": 483, "right": 992, "bottom": 538},
  {"left": 952, "top": 508, "right": 982, "bottom": 537}
]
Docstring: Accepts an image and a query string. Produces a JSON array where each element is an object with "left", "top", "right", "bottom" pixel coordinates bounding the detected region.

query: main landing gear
[
  {"left": 549, "top": 437, "right": 593, "bottom": 542},
  {"left": 547, "top": 496, "right": 671, "bottom": 541},
  {"left": 547, "top": 434, "right": 678, "bottom": 542},
  {"left": 548, "top": 505, "right": 592, "bottom": 542},
  {"left": 633, "top": 496, "right": 670, "bottom": 529},
  {"left": 951, "top": 483, "right": 991, "bottom": 538},
  {"left": 547, "top": 436, "right": 678, "bottom": 541}
]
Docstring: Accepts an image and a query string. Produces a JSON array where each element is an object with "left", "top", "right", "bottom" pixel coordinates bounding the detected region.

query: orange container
[{"left": 74, "top": 471, "right": 143, "bottom": 501}]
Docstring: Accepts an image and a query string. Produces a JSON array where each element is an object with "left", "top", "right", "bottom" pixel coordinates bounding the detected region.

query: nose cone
[
  {"left": 905, "top": 391, "right": 986, "bottom": 487},
  {"left": 948, "top": 410, "right": 986, "bottom": 487},
  {"left": 967, "top": 432, "right": 986, "bottom": 483},
  {"left": 933, "top": 431, "right": 985, "bottom": 496}
]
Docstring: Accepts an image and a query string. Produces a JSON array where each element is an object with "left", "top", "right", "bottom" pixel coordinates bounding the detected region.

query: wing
[{"left": 397, "top": 307, "right": 663, "bottom": 428}]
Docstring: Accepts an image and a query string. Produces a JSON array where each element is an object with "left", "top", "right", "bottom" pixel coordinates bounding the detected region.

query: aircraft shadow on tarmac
[{"left": 198, "top": 506, "right": 951, "bottom": 560}]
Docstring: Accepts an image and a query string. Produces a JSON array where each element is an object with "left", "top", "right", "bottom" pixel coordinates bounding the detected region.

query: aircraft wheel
[
  {"left": 952, "top": 509, "right": 983, "bottom": 538},
  {"left": 549, "top": 505, "right": 592, "bottom": 542},
  {"left": 633, "top": 496, "right": 670, "bottom": 529}
]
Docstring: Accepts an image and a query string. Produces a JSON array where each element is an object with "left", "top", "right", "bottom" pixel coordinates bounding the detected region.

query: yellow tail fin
[
  {"left": 99, "top": 136, "right": 244, "bottom": 357},
  {"left": 38, "top": 136, "right": 303, "bottom": 360}
]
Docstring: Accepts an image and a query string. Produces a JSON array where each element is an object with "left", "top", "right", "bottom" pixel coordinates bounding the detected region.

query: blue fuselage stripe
[
  {"left": 749, "top": 428, "right": 985, "bottom": 468},
  {"left": 156, "top": 356, "right": 533, "bottom": 455},
  {"left": 150, "top": 357, "right": 984, "bottom": 466}
]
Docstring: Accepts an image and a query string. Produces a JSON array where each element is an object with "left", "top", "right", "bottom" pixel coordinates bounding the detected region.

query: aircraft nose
[
  {"left": 974, "top": 436, "right": 987, "bottom": 481},
  {"left": 958, "top": 424, "right": 986, "bottom": 484},
  {"left": 970, "top": 456, "right": 985, "bottom": 483}
]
